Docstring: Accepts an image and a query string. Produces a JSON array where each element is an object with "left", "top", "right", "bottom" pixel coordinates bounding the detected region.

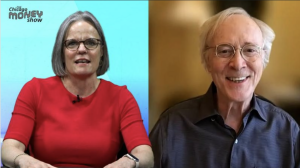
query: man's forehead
[
  {"left": 221, "top": 14, "right": 258, "bottom": 26},
  {"left": 209, "top": 14, "right": 263, "bottom": 45}
]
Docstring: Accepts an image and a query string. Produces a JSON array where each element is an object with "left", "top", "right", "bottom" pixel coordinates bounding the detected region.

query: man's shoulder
[
  {"left": 159, "top": 95, "right": 205, "bottom": 120},
  {"left": 256, "top": 97, "right": 299, "bottom": 128}
]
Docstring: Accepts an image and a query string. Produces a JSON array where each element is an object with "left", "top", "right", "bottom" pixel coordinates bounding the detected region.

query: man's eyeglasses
[
  {"left": 64, "top": 38, "right": 101, "bottom": 51},
  {"left": 206, "top": 44, "right": 263, "bottom": 62}
]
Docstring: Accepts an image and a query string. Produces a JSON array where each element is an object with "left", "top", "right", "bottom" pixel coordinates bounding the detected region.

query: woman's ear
[
  {"left": 100, "top": 46, "right": 104, "bottom": 57},
  {"left": 62, "top": 54, "right": 65, "bottom": 65}
]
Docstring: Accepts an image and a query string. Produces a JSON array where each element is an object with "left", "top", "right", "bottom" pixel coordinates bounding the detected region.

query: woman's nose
[{"left": 77, "top": 42, "right": 87, "bottom": 53}]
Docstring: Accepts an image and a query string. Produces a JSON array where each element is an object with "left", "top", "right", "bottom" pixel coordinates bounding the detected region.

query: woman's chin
[{"left": 69, "top": 71, "right": 96, "bottom": 78}]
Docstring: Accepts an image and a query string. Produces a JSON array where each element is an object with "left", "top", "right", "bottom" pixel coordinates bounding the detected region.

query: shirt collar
[
  {"left": 252, "top": 95, "right": 267, "bottom": 122},
  {"left": 192, "top": 82, "right": 219, "bottom": 124},
  {"left": 193, "top": 82, "right": 267, "bottom": 124}
]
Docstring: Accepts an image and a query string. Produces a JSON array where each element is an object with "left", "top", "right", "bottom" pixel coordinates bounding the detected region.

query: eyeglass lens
[
  {"left": 216, "top": 44, "right": 260, "bottom": 62},
  {"left": 65, "top": 38, "right": 99, "bottom": 50}
]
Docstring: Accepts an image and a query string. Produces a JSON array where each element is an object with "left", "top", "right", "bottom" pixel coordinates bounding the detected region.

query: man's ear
[
  {"left": 262, "top": 50, "right": 267, "bottom": 69},
  {"left": 206, "top": 56, "right": 212, "bottom": 73}
]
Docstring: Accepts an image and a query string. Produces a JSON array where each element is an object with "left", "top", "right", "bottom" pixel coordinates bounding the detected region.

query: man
[{"left": 150, "top": 7, "right": 300, "bottom": 168}]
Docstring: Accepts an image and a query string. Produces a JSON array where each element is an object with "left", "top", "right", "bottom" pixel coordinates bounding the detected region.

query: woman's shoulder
[
  {"left": 27, "top": 76, "right": 61, "bottom": 85},
  {"left": 99, "top": 79, "right": 132, "bottom": 96},
  {"left": 18, "top": 76, "right": 61, "bottom": 99},
  {"left": 99, "top": 79, "right": 127, "bottom": 90}
]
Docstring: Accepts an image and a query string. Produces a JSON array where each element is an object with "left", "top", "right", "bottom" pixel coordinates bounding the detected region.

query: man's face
[{"left": 206, "top": 14, "right": 264, "bottom": 103}]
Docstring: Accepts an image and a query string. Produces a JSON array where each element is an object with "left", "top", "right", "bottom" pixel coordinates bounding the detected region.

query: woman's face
[{"left": 64, "top": 21, "right": 102, "bottom": 78}]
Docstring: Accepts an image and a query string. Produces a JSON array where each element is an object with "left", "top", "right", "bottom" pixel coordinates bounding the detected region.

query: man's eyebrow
[{"left": 243, "top": 42, "right": 258, "bottom": 45}]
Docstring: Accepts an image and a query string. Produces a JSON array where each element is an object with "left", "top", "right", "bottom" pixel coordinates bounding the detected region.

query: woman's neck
[{"left": 61, "top": 74, "right": 100, "bottom": 98}]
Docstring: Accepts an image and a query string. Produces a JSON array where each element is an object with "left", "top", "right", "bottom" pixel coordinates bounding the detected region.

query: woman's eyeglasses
[{"left": 64, "top": 38, "right": 101, "bottom": 51}]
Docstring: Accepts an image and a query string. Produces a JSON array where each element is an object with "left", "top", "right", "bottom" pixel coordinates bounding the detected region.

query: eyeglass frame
[
  {"left": 64, "top": 38, "right": 102, "bottom": 51},
  {"left": 205, "top": 43, "right": 265, "bottom": 62}
]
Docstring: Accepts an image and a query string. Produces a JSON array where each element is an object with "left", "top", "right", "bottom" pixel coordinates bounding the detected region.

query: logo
[{"left": 9, "top": 6, "right": 43, "bottom": 22}]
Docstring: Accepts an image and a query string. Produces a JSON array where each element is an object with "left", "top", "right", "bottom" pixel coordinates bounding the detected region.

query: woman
[{"left": 1, "top": 11, "right": 153, "bottom": 168}]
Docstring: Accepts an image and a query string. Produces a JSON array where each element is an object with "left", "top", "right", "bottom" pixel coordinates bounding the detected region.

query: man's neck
[{"left": 216, "top": 93, "right": 252, "bottom": 133}]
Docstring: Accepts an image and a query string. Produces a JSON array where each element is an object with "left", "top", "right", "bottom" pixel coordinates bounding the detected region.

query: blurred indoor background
[{"left": 149, "top": 1, "right": 300, "bottom": 131}]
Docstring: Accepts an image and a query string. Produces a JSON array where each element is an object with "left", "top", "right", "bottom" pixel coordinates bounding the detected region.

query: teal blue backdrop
[{"left": 1, "top": 1, "right": 149, "bottom": 141}]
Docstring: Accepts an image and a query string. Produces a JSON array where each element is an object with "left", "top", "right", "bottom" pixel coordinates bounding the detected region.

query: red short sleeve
[
  {"left": 119, "top": 87, "right": 151, "bottom": 152},
  {"left": 4, "top": 78, "right": 39, "bottom": 147}
]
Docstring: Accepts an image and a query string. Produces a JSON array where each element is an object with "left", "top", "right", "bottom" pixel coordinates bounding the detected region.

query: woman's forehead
[{"left": 65, "top": 21, "right": 99, "bottom": 39}]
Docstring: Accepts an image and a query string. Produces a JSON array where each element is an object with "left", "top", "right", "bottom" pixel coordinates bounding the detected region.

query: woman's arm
[
  {"left": 130, "top": 145, "right": 153, "bottom": 168},
  {"left": 1, "top": 139, "right": 56, "bottom": 168},
  {"left": 104, "top": 145, "right": 153, "bottom": 168},
  {"left": 2, "top": 139, "right": 26, "bottom": 167}
]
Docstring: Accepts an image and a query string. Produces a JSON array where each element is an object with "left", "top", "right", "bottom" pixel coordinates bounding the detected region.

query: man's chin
[{"left": 228, "top": 93, "right": 252, "bottom": 103}]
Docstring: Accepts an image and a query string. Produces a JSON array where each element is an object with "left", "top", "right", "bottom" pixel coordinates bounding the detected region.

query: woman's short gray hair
[
  {"left": 52, "top": 11, "right": 109, "bottom": 76},
  {"left": 199, "top": 7, "right": 275, "bottom": 70}
]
